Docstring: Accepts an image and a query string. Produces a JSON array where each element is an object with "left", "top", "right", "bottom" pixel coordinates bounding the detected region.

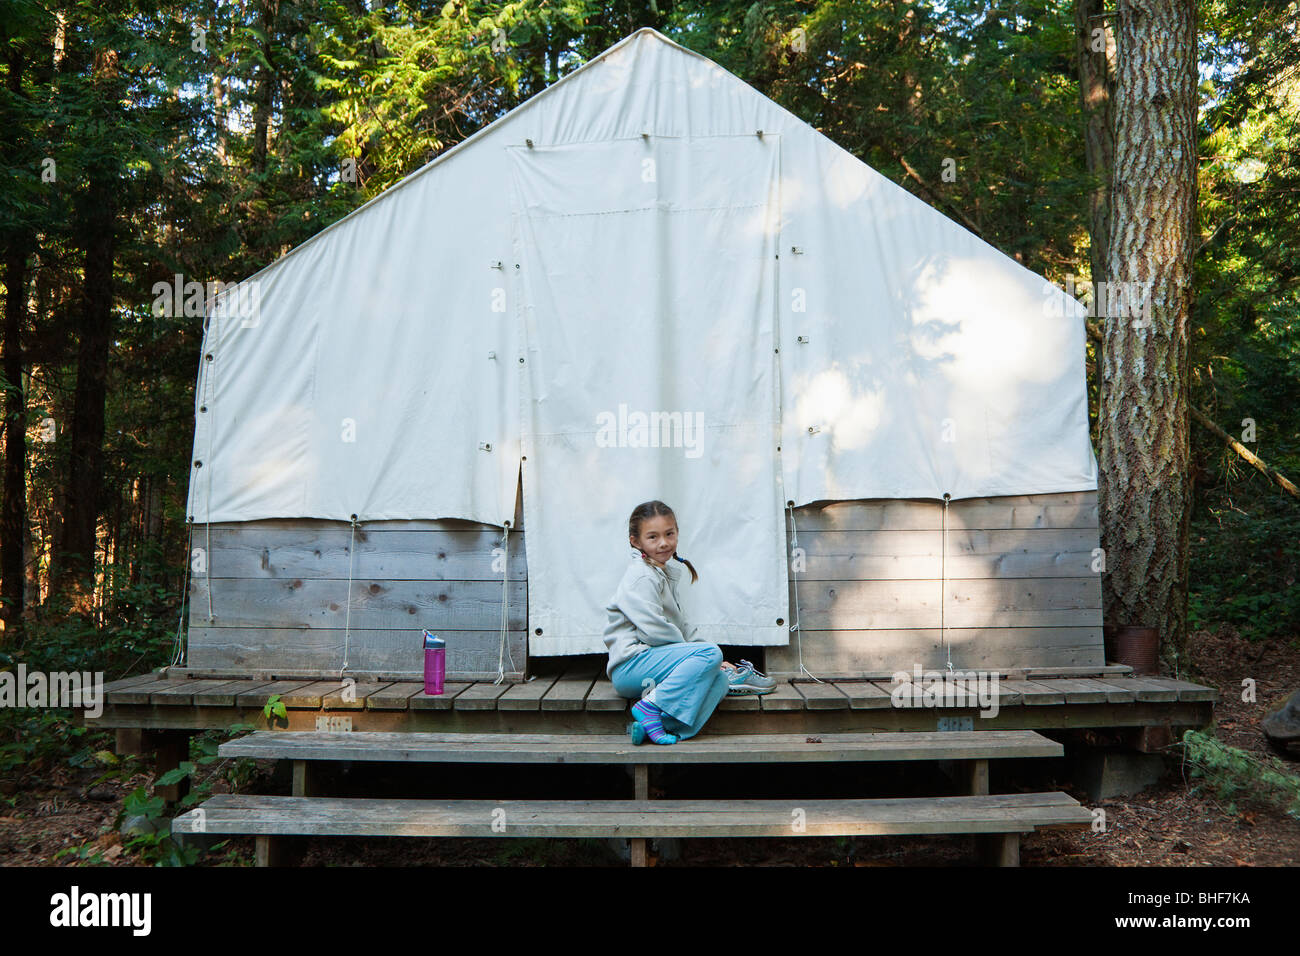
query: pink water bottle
[{"left": 423, "top": 630, "right": 445, "bottom": 695}]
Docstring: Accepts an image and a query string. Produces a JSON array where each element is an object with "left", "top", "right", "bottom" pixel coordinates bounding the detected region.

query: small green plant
[
  {"left": 1180, "top": 728, "right": 1300, "bottom": 820},
  {"left": 112, "top": 785, "right": 203, "bottom": 866},
  {"left": 263, "top": 694, "right": 287, "bottom": 722}
]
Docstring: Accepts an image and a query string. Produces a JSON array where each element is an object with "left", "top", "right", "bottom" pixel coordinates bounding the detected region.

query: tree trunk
[
  {"left": 251, "top": 0, "right": 279, "bottom": 177},
  {"left": 2, "top": 243, "right": 29, "bottom": 640},
  {"left": 1098, "top": 0, "right": 1198, "bottom": 670},
  {"left": 53, "top": 48, "right": 119, "bottom": 605},
  {"left": 1, "top": 39, "right": 30, "bottom": 639},
  {"left": 1075, "top": 0, "right": 1116, "bottom": 285}
]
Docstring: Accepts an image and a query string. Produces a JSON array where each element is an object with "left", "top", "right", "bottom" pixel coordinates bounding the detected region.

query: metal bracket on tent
[
  {"left": 487, "top": 351, "right": 496, "bottom": 360},
  {"left": 490, "top": 261, "right": 503, "bottom": 270},
  {"left": 525, "top": 139, "right": 534, "bottom": 148},
  {"left": 806, "top": 425, "right": 821, "bottom": 435},
  {"left": 479, "top": 442, "right": 493, "bottom": 452},
  {"left": 756, "top": 130, "right": 764, "bottom": 139},
  {"left": 797, "top": 335, "right": 809, "bottom": 344}
]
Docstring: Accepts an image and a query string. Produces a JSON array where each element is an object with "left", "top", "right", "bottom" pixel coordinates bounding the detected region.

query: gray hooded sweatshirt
[{"left": 602, "top": 548, "right": 702, "bottom": 677}]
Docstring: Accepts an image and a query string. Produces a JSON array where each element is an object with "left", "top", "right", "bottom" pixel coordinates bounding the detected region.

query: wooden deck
[{"left": 87, "top": 664, "right": 1217, "bottom": 735}]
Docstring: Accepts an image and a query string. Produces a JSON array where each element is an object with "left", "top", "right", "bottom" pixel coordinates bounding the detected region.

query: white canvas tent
[{"left": 187, "top": 27, "right": 1096, "bottom": 659}]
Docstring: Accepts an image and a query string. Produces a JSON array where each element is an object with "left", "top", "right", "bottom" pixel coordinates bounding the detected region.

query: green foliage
[
  {"left": 1179, "top": 729, "right": 1300, "bottom": 821},
  {"left": 1189, "top": 0, "right": 1300, "bottom": 642},
  {"left": 0, "top": 708, "right": 109, "bottom": 777},
  {"left": 52, "top": 725, "right": 259, "bottom": 867},
  {"left": 262, "top": 693, "right": 288, "bottom": 722}
]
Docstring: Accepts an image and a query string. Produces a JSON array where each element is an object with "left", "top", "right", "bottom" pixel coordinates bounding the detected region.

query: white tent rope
[
  {"left": 943, "top": 494, "right": 952, "bottom": 673},
  {"left": 786, "top": 500, "right": 822, "bottom": 683},
  {"left": 494, "top": 522, "right": 515, "bottom": 684},
  {"left": 341, "top": 514, "right": 358, "bottom": 678},
  {"left": 171, "top": 518, "right": 194, "bottom": 667}
]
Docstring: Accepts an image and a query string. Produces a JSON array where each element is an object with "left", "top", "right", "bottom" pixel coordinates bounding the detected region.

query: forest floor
[{"left": 0, "top": 625, "right": 1296, "bottom": 867}]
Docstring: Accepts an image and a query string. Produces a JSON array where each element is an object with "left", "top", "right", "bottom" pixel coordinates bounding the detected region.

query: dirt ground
[{"left": 1, "top": 625, "right": 1296, "bottom": 867}]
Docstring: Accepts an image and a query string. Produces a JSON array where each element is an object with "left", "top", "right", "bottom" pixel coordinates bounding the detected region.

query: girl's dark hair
[{"left": 628, "top": 500, "right": 699, "bottom": 583}]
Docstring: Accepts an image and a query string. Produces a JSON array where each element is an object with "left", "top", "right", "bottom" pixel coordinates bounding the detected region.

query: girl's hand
[{"left": 720, "top": 661, "right": 737, "bottom": 670}]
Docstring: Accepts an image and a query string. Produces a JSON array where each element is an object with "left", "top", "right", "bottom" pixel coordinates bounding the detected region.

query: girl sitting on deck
[{"left": 603, "top": 499, "right": 775, "bottom": 746}]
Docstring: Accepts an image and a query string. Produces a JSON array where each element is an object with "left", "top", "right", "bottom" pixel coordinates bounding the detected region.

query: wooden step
[
  {"left": 172, "top": 792, "right": 1091, "bottom": 847},
  {"left": 217, "top": 729, "right": 1064, "bottom": 764}
]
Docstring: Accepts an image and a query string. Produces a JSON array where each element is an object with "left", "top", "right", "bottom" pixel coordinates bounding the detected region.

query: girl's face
[{"left": 631, "top": 515, "right": 677, "bottom": 566}]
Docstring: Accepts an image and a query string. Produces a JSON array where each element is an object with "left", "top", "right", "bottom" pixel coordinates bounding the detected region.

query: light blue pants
[{"left": 610, "top": 642, "right": 730, "bottom": 740}]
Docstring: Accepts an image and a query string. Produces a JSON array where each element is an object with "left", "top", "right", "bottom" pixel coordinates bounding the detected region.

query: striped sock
[{"left": 631, "top": 700, "right": 679, "bottom": 745}]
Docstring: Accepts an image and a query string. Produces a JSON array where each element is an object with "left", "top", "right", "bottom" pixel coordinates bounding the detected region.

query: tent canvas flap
[{"left": 510, "top": 136, "right": 789, "bottom": 654}]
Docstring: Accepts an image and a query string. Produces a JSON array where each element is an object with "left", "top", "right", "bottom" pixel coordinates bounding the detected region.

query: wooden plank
[
  {"left": 540, "top": 666, "right": 599, "bottom": 712},
  {"left": 190, "top": 578, "right": 526, "bottom": 630},
  {"left": 789, "top": 578, "right": 1103, "bottom": 630},
  {"left": 1022, "top": 664, "right": 1133, "bottom": 679},
  {"left": 196, "top": 513, "right": 523, "bottom": 534},
  {"left": 585, "top": 679, "right": 631, "bottom": 712},
  {"left": 365, "top": 682, "right": 427, "bottom": 710},
  {"left": 278, "top": 681, "right": 343, "bottom": 709},
  {"left": 452, "top": 681, "right": 513, "bottom": 710},
  {"left": 108, "top": 678, "right": 197, "bottom": 705},
  {"left": 1113, "top": 677, "right": 1180, "bottom": 702},
  {"left": 790, "top": 681, "right": 850, "bottom": 710},
  {"left": 787, "top": 529, "right": 1103, "bottom": 580},
  {"left": 408, "top": 682, "right": 472, "bottom": 710},
  {"left": 830, "top": 681, "right": 896, "bottom": 709},
  {"left": 869, "top": 677, "right": 1024, "bottom": 709},
  {"left": 1132, "top": 676, "right": 1218, "bottom": 702},
  {"left": 185, "top": 625, "right": 526, "bottom": 681},
  {"left": 1024, "top": 677, "right": 1108, "bottom": 704},
  {"left": 716, "top": 691, "right": 762, "bottom": 711},
  {"left": 766, "top": 627, "right": 1105, "bottom": 677},
  {"left": 101, "top": 673, "right": 167, "bottom": 695},
  {"left": 496, "top": 675, "right": 559, "bottom": 711},
  {"left": 993, "top": 680, "right": 1066, "bottom": 706},
  {"left": 198, "top": 527, "right": 527, "bottom": 580},
  {"left": 786, "top": 492, "right": 1098, "bottom": 532},
  {"left": 234, "top": 680, "right": 321, "bottom": 708},
  {"left": 1065, "top": 676, "right": 1137, "bottom": 703},
  {"left": 188, "top": 680, "right": 279, "bottom": 707},
  {"left": 758, "top": 681, "right": 807, "bottom": 712},
  {"left": 321, "top": 681, "right": 396, "bottom": 710},
  {"left": 173, "top": 792, "right": 1092, "bottom": 838},
  {"left": 217, "top": 729, "right": 1065, "bottom": 764}
]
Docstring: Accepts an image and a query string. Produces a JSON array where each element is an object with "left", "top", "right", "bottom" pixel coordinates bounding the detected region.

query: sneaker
[{"left": 726, "top": 659, "right": 777, "bottom": 695}]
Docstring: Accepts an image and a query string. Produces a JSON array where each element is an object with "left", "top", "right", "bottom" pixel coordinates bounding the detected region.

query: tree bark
[
  {"left": 251, "top": 0, "right": 279, "bottom": 177},
  {"left": 1075, "top": 0, "right": 1116, "bottom": 285},
  {"left": 1098, "top": 0, "right": 1198, "bottom": 670}
]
